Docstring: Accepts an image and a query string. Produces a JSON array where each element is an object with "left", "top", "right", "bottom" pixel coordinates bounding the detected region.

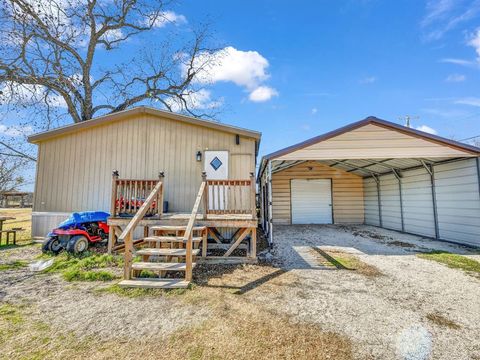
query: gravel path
[{"left": 251, "top": 225, "right": 480, "bottom": 360}]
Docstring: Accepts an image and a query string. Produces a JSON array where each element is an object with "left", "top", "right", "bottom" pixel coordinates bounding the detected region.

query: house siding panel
[
  {"left": 271, "top": 161, "right": 364, "bottom": 225},
  {"left": 32, "top": 114, "right": 257, "bottom": 236}
]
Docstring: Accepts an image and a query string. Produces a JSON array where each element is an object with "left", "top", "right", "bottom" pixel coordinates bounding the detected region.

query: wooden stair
[{"left": 119, "top": 224, "right": 207, "bottom": 289}]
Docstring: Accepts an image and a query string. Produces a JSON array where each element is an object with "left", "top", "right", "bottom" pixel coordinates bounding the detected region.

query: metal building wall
[
  {"left": 379, "top": 174, "right": 402, "bottom": 231},
  {"left": 401, "top": 168, "right": 436, "bottom": 238},
  {"left": 363, "top": 158, "right": 480, "bottom": 247},
  {"left": 363, "top": 177, "right": 380, "bottom": 226},
  {"left": 434, "top": 158, "right": 480, "bottom": 246}
]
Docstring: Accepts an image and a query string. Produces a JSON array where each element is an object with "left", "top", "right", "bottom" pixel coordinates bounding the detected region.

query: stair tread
[
  {"left": 119, "top": 278, "right": 190, "bottom": 289},
  {"left": 144, "top": 236, "right": 203, "bottom": 243},
  {"left": 136, "top": 248, "right": 200, "bottom": 256},
  {"left": 132, "top": 262, "right": 196, "bottom": 271},
  {"left": 151, "top": 225, "right": 206, "bottom": 231}
]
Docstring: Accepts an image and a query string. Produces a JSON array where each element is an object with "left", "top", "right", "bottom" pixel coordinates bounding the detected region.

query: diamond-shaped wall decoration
[{"left": 210, "top": 156, "right": 223, "bottom": 171}]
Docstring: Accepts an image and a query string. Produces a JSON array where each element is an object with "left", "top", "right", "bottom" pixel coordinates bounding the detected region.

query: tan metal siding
[
  {"left": 271, "top": 161, "right": 364, "bottom": 225},
  {"left": 401, "top": 168, "right": 436, "bottom": 238},
  {"left": 379, "top": 174, "right": 402, "bottom": 231},
  {"left": 33, "top": 113, "right": 256, "bottom": 214},
  {"left": 276, "top": 124, "right": 474, "bottom": 160},
  {"left": 434, "top": 158, "right": 480, "bottom": 246},
  {"left": 363, "top": 177, "right": 380, "bottom": 226}
]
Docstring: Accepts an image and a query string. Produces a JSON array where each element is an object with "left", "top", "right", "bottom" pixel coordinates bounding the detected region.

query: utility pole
[{"left": 398, "top": 115, "right": 419, "bottom": 128}]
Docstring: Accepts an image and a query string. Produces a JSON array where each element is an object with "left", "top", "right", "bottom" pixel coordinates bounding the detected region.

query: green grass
[
  {"left": 0, "top": 304, "right": 24, "bottom": 325},
  {"left": 42, "top": 251, "right": 123, "bottom": 282},
  {"left": 0, "top": 260, "right": 27, "bottom": 271},
  {"left": 417, "top": 251, "right": 480, "bottom": 276},
  {"left": 95, "top": 284, "right": 190, "bottom": 298}
]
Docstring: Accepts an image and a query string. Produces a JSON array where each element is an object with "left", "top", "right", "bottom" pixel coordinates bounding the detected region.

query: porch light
[{"left": 196, "top": 151, "right": 202, "bottom": 162}]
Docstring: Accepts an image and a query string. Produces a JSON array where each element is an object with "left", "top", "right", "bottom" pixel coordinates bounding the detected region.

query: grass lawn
[
  {"left": 0, "top": 208, "right": 33, "bottom": 246},
  {"left": 417, "top": 251, "right": 480, "bottom": 278}
]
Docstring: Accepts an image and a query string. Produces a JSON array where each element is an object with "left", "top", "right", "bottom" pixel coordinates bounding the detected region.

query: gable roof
[
  {"left": 259, "top": 116, "right": 480, "bottom": 177},
  {"left": 27, "top": 106, "right": 262, "bottom": 144}
]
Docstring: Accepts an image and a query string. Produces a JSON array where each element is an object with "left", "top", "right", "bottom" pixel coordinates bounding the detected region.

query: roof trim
[
  {"left": 27, "top": 106, "right": 261, "bottom": 143},
  {"left": 258, "top": 116, "right": 480, "bottom": 180}
]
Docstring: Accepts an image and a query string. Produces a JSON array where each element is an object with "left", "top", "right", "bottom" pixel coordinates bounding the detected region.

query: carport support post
[
  {"left": 373, "top": 175, "right": 383, "bottom": 227},
  {"left": 393, "top": 170, "right": 405, "bottom": 232},
  {"left": 476, "top": 157, "right": 480, "bottom": 200},
  {"left": 268, "top": 160, "right": 273, "bottom": 245},
  {"left": 423, "top": 161, "right": 440, "bottom": 239}
]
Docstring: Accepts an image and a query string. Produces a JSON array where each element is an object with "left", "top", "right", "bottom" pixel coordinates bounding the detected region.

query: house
[
  {"left": 29, "top": 106, "right": 260, "bottom": 235},
  {"left": 28, "top": 106, "right": 261, "bottom": 288},
  {"left": 258, "top": 116, "right": 480, "bottom": 248}
]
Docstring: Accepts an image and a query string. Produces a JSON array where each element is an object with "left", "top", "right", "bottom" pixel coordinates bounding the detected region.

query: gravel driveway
[{"left": 252, "top": 224, "right": 480, "bottom": 360}]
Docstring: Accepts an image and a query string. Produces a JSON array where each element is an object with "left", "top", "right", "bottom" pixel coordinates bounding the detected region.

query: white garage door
[{"left": 291, "top": 179, "right": 333, "bottom": 224}]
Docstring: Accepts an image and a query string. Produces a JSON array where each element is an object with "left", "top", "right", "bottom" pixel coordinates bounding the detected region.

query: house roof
[
  {"left": 258, "top": 116, "right": 480, "bottom": 179},
  {"left": 27, "top": 106, "right": 262, "bottom": 144}
]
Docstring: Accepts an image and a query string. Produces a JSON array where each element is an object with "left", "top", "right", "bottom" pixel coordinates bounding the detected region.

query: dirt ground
[{"left": 1, "top": 220, "right": 480, "bottom": 360}]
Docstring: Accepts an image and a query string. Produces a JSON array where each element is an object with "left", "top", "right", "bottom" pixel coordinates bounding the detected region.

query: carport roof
[{"left": 259, "top": 116, "right": 480, "bottom": 179}]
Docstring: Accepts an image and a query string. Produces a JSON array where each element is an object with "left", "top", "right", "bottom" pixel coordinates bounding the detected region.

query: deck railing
[
  {"left": 118, "top": 179, "right": 164, "bottom": 280},
  {"left": 183, "top": 173, "right": 207, "bottom": 281},
  {"left": 110, "top": 171, "right": 164, "bottom": 218},
  {"left": 204, "top": 172, "right": 256, "bottom": 216}
]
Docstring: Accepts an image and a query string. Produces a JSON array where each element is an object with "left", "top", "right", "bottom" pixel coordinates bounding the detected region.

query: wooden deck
[
  {"left": 110, "top": 173, "right": 258, "bottom": 289},
  {"left": 108, "top": 212, "right": 257, "bottom": 227}
]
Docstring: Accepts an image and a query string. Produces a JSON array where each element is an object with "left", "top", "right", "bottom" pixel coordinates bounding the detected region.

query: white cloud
[
  {"left": 421, "top": 0, "right": 480, "bottom": 41},
  {"left": 359, "top": 76, "right": 377, "bottom": 84},
  {"left": 189, "top": 46, "right": 278, "bottom": 102},
  {"left": 440, "top": 58, "right": 476, "bottom": 66},
  {"left": 0, "top": 83, "right": 66, "bottom": 108},
  {"left": 311, "top": 107, "right": 318, "bottom": 115},
  {"left": 416, "top": 125, "right": 438, "bottom": 135},
  {"left": 455, "top": 97, "right": 480, "bottom": 107},
  {"left": 0, "top": 124, "right": 33, "bottom": 137},
  {"left": 468, "top": 28, "right": 480, "bottom": 61},
  {"left": 445, "top": 73, "right": 466, "bottom": 82},
  {"left": 148, "top": 11, "right": 187, "bottom": 28},
  {"left": 248, "top": 86, "right": 278, "bottom": 102},
  {"left": 164, "top": 89, "right": 222, "bottom": 112}
]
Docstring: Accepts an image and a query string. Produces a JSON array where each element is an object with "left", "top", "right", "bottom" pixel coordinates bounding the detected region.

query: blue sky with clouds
[
  {"left": 3, "top": 0, "right": 480, "bottom": 189},
  {"left": 174, "top": 0, "right": 480, "bottom": 156}
]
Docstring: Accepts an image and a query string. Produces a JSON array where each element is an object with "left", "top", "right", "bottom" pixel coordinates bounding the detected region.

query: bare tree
[
  {"left": 0, "top": 0, "right": 218, "bottom": 161},
  {"left": 0, "top": 155, "right": 25, "bottom": 191}
]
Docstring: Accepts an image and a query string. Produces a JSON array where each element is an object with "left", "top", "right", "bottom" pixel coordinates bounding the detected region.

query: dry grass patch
[
  {"left": 0, "top": 208, "right": 32, "bottom": 245},
  {"left": 426, "top": 312, "right": 461, "bottom": 330},
  {"left": 313, "top": 248, "right": 383, "bottom": 277}
]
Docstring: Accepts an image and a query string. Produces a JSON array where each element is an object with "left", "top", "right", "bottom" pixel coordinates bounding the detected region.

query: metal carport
[{"left": 258, "top": 117, "right": 480, "bottom": 247}]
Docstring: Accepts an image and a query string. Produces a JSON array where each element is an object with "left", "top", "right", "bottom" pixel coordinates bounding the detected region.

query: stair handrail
[
  {"left": 120, "top": 174, "right": 164, "bottom": 280},
  {"left": 183, "top": 172, "right": 207, "bottom": 281}
]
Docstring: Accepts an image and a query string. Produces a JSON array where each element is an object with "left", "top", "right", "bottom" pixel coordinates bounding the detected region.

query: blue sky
[
  {"left": 173, "top": 0, "right": 480, "bottom": 156},
  {"left": 3, "top": 0, "right": 480, "bottom": 189}
]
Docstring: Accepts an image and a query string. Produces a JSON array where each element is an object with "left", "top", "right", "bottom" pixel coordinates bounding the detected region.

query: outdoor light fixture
[
  {"left": 196, "top": 151, "right": 202, "bottom": 162},
  {"left": 236, "top": 134, "right": 240, "bottom": 145}
]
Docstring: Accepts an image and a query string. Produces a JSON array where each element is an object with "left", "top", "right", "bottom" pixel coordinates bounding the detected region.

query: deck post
[
  {"left": 250, "top": 172, "right": 256, "bottom": 218},
  {"left": 202, "top": 172, "right": 208, "bottom": 219},
  {"left": 123, "top": 232, "right": 133, "bottom": 280},
  {"left": 249, "top": 227, "right": 257, "bottom": 259},
  {"left": 108, "top": 170, "right": 119, "bottom": 254},
  {"left": 158, "top": 171, "right": 165, "bottom": 217}
]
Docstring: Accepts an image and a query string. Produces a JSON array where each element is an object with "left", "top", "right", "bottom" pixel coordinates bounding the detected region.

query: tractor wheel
[
  {"left": 42, "top": 237, "right": 62, "bottom": 254},
  {"left": 66, "top": 235, "right": 89, "bottom": 254}
]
